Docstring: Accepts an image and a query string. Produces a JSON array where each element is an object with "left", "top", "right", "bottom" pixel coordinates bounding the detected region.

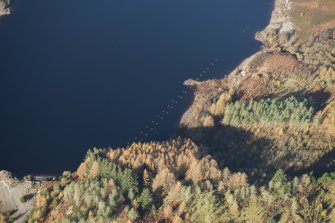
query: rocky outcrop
[
  {"left": 0, "top": 0, "right": 10, "bottom": 16},
  {"left": 0, "top": 171, "right": 42, "bottom": 223},
  {"left": 256, "top": 0, "right": 294, "bottom": 47}
]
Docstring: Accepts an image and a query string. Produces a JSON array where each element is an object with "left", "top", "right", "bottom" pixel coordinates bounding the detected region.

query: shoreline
[
  {"left": 180, "top": 0, "right": 296, "bottom": 127},
  {"left": 0, "top": 0, "right": 286, "bottom": 179},
  {"left": 0, "top": 0, "right": 297, "bottom": 186},
  {"left": 1, "top": 0, "right": 335, "bottom": 221},
  {"left": 180, "top": 0, "right": 335, "bottom": 177}
]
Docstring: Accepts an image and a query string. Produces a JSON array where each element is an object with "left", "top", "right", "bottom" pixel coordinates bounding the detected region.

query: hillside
[
  {"left": 180, "top": 0, "right": 335, "bottom": 180},
  {"left": 1, "top": 0, "right": 335, "bottom": 222},
  {"left": 23, "top": 140, "right": 335, "bottom": 222}
]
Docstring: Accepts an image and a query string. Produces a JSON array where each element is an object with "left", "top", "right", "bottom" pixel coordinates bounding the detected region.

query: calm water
[{"left": 0, "top": 0, "right": 271, "bottom": 175}]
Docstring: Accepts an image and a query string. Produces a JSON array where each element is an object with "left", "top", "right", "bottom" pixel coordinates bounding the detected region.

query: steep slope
[
  {"left": 26, "top": 140, "right": 335, "bottom": 223},
  {"left": 180, "top": 0, "right": 335, "bottom": 180}
]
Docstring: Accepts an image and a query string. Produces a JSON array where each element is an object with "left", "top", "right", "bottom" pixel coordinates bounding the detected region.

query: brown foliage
[
  {"left": 152, "top": 168, "right": 177, "bottom": 196},
  {"left": 76, "top": 161, "right": 87, "bottom": 180},
  {"left": 90, "top": 161, "right": 100, "bottom": 178}
]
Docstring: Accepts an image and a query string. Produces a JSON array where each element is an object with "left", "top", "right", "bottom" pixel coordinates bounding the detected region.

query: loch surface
[{"left": 0, "top": 0, "right": 271, "bottom": 175}]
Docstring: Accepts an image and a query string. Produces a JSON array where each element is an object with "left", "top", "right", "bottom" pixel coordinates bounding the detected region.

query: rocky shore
[
  {"left": 0, "top": 0, "right": 10, "bottom": 16},
  {"left": 0, "top": 171, "right": 55, "bottom": 222}
]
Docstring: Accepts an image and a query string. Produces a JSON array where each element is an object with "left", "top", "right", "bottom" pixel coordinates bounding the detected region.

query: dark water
[{"left": 0, "top": 0, "right": 272, "bottom": 175}]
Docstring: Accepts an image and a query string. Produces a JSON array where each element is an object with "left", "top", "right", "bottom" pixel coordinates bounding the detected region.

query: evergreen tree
[
  {"left": 128, "top": 208, "right": 139, "bottom": 221},
  {"left": 139, "top": 188, "right": 154, "bottom": 211}
]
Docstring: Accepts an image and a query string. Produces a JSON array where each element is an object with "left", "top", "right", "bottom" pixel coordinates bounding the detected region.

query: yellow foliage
[
  {"left": 241, "top": 200, "right": 266, "bottom": 223},
  {"left": 227, "top": 172, "right": 248, "bottom": 190},
  {"left": 0, "top": 214, "right": 5, "bottom": 223},
  {"left": 76, "top": 161, "right": 87, "bottom": 179},
  {"left": 143, "top": 168, "right": 151, "bottom": 187},
  {"left": 163, "top": 205, "right": 173, "bottom": 219},
  {"left": 152, "top": 168, "right": 177, "bottom": 195},
  {"left": 172, "top": 215, "right": 184, "bottom": 223},
  {"left": 229, "top": 201, "right": 239, "bottom": 217},
  {"left": 36, "top": 193, "right": 48, "bottom": 208},
  {"left": 90, "top": 161, "right": 100, "bottom": 178},
  {"left": 210, "top": 92, "right": 232, "bottom": 116},
  {"left": 203, "top": 115, "right": 215, "bottom": 127}
]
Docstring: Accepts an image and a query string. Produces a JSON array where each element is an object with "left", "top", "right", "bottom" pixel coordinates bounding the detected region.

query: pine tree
[
  {"left": 139, "top": 188, "right": 153, "bottom": 211},
  {"left": 128, "top": 208, "right": 139, "bottom": 221}
]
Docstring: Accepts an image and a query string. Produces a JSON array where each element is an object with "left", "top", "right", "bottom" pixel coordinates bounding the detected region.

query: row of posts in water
[{"left": 126, "top": 58, "right": 219, "bottom": 146}]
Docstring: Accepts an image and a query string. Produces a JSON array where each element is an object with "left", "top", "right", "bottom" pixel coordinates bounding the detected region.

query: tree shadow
[
  {"left": 23, "top": 193, "right": 35, "bottom": 201},
  {"left": 255, "top": 90, "right": 331, "bottom": 113},
  {"left": 177, "top": 88, "right": 333, "bottom": 183},
  {"left": 13, "top": 211, "right": 27, "bottom": 222},
  {"left": 306, "top": 90, "right": 332, "bottom": 113},
  {"left": 288, "top": 147, "right": 335, "bottom": 178},
  {"left": 179, "top": 124, "right": 276, "bottom": 184},
  {"left": 179, "top": 121, "right": 335, "bottom": 184}
]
